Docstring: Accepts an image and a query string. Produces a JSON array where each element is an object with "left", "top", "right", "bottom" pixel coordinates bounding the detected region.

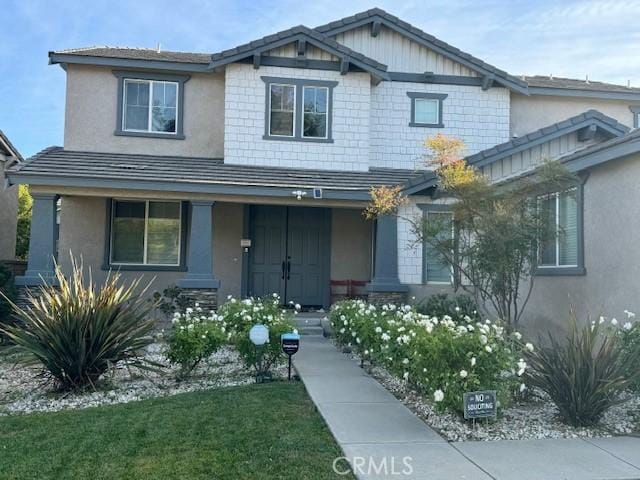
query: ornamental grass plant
[{"left": 0, "top": 258, "right": 157, "bottom": 391}]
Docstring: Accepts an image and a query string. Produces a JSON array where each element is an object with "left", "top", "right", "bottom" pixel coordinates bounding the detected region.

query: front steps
[{"left": 294, "top": 313, "right": 327, "bottom": 336}]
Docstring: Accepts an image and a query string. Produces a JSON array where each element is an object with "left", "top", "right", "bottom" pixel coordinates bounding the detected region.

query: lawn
[{"left": 0, "top": 382, "right": 353, "bottom": 480}]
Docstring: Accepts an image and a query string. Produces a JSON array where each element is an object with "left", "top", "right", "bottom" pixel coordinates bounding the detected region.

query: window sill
[
  {"left": 101, "top": 264, "right": 187, "bottom": 272},
  {"left": 262, "top": 135, "right": 334, "bottom": 144},
  {"left": 409, "top": 122, "right": 445, "bottom": 128},
  {"left": 115, "top": 130, "right": 185, "bottom": 140},
  {"left": 536, "top": 266, "right": 586, "bottom": 276}
]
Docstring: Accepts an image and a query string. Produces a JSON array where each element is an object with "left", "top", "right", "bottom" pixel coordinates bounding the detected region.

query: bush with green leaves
[
  {"left": 620, "top": 311, "right": 640, "bottom": 391},
  {"left": 166, "top": 306, "right": 226, "bottom": 379},
  {"left": 331, "top": 299, "right": 529, "bottom": 415},
  {"left": 416, "top": 293, "right": 480, "bottom": 323},
  {"left": 0, "top": 262, "right": 17, "bottom": 344},
  {"left": 0, "top": 259, "right": 157, "bottom": 391},
  {"left": 525, "top": 315, "right": 640, "bottom": 427},
  {"left": 217, "top": 294, "right": 296, "bottom": 376}
]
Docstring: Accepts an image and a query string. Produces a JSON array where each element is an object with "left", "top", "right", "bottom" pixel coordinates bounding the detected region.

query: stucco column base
[
  {"left": 178, "top": 288, "right": 218, "bottom": 312},
  {"left": 367, "top": 290, "right": 407, "bottom": 305}
]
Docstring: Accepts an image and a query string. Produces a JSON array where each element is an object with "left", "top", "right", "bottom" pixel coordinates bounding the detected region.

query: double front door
[{"left": 248, "top": 205, "right": 330, "bottom": 307}]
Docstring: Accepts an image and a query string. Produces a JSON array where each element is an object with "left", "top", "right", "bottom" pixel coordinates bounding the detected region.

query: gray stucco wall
[
  {"left": 0, "top": 156, "right": 18, "bottom": 260},
  {"left": 330, "top": 208, "right": 372, "bottom": 282},
  {"left": 519, "top": 153, "right": 640, "bottom": 336},
  {"left": 511, "top": 94, "right": 636, "bottom": 137},
  {"left": 57, "top": 196, "right": 244, "bottom": 301},
  {"left": 63, "top": 64, "right": 225, "bottom": 158}
]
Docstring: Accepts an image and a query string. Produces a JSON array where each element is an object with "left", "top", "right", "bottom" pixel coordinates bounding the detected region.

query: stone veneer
[
  {"left": 178, "top": 289, "right": 219, "bottom": 312},
  {"left": 367, "top": 291, "right": 407, "bottom": 305}
]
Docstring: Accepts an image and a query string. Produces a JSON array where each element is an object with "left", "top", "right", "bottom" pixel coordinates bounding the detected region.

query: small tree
[
  {"left": 15, "top": 185, "right": 32, "bottom": 259},
  {"left": 368, "top": 134, "right": 577, "bottom": 329}
]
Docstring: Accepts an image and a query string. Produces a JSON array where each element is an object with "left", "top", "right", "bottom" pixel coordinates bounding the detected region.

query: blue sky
[{"left": 2, "top": 0, "right": 640, "bottom": 157}]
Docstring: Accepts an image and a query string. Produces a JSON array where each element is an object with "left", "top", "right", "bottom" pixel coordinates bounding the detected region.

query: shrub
[
  {"left": 525, "top": 316, "right": 640, "bottom": 427},
  {"left": 217, "top": 294, "right": 295, "bottom": 377},
  {"left": 0, "top": 259, "right": 157, "bottom": 391},
  {"left": 416, "top": 293, "right": 480, "bottom": 323},
  {"left": 0, "top": 262, "right": 17, "bottom": 344},
  {"left": 331, "top": 299, "right": 527, "bottom": 415},
  {"left": 166, "top": 306, "right": 225, "bottom": 379},
  {"left": 619, "top": 310, "right": 640, "bottom": 392}
]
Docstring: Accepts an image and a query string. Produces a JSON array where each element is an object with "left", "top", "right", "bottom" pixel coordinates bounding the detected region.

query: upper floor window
[
  {"left": 407, "top": 92, "right": 447, "bottom": 128},
  {"left": 113, "top": 71, "right": 190, "bottom": 140},
  {"left": 262, "top": 76, "right": 337, "bottom": 143},
  {"left": 537, "top": 188, "right": 585, "bottom": 275},
  {"left": 124, "top": 79, "right": 177, "bottom": 134},
  {"left": 109, "top": 199, "right": 185, "bottom": 268}
]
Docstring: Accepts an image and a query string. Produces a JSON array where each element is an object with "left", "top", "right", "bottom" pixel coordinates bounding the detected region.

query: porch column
[
  {"left": 367, "top": 214, "right": 408, "bottom": 304},
  {"left": 15, "top": 193, "right": 58, "bottom": 286},
  {"left": 178, "top": 201, "right": 220, "bottom": 310}
]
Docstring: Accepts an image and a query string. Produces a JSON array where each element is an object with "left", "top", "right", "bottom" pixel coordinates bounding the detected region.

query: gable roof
[
  {"left": 0, "top": 130, "right": 23, "bottom": 163},
  {"left": 560, "top": 127, "right": 640, "bottom": 173},
  {"left": 524, "top": 75, "right": 640, "bottom": 101},
  {"left": 7, "top": 147, "right": 425, "bottom": 201},
  {"left": 208, "top": 25, "right": 389, "bottom": 80},
  {"left": 466, "top": 110, "right": 630, "bottom": 168},
  {"left": 315, "top": 8, "right": 529, "bottom": 94}
]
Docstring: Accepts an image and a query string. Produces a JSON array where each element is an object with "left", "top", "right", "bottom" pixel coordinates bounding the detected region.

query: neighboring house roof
[
  {"left": 524, "top": 75, "right": 640, "bottom": 101},
  {"left": 315, "top": 8, "right": 529, "bottom": 94},
  {"left": 0, "top": 130, "right": 23, "bottom": 163},
  {"left": 7, "top": 147, "right": 426, "bottom": 201},
  {"left": 208, "top": 25, "right": 389, "bottom": 80},
  {"left": 466, "top": 110, "right": 629, "bottom": 168}
]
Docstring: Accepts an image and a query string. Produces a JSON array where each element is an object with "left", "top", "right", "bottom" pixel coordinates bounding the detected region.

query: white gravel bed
[
  {"left": 335, "top": 344, "right": 640, "bottom": 442},
  {"left": 0, "top": 344, "right": 284, "bottom": 416}
]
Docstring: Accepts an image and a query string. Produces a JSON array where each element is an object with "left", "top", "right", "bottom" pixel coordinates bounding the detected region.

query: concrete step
[
  {"left": 294, "top": 316, "right": 323, "bottom": 327},
  {"left": 298, "top": 325, "right": 324, "bottom": 336}
]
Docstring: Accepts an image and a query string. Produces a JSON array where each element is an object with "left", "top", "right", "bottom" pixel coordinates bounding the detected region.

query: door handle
[
  {"left": 281, "top": 261, "right": 286, "bottom": 280},
  {"left": 287, "top": 260, "right": 291, "bottom": 280}
]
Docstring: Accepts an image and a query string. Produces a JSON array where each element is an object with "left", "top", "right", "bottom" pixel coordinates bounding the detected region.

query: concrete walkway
[{"left": 294, "top": 336, "right": 640, "bottom": 480}]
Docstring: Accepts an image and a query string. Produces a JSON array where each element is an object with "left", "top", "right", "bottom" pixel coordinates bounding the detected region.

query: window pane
[
  {"left": 111, "top": 201, "right": 145, "bottom": 263},
  {"left": 304, "top": 113, "right": 327, "bottom": 138},
  {"left": 414, "top": 98, "right": 439, "bottom": 125},
  {"left": 558, "top": 191, "right": 578, "bottom": 266},
  {"left": 152, "top": 82, "right": 177, "bottom": 108},
  {"left": 539, "top": 195, "right": 557, "bottom": 266},
  {"left": 315, "top": 88, "right": 327, "bottom": 113},
  {"left": 425, "top": 212, "right": 452, "bottom": 283},
  {"left": 269, "top": 84, "right": 294, "bottom": 136},
  {"left": 124, "top": 81, "right": 150, "bottom": 131},
  {"left": 147, "top": 202, "right": 180, "bottom": 265},
  {"left": 152, "top": 106, "right": 177, "bottom": 133}
]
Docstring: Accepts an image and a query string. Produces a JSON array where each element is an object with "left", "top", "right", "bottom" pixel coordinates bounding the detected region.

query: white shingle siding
[
  {"left": 370, "top": 81, "right": 510, "bottom": 170},
  {"left": 397, "top": 198, "right": 429, "bottom": 285},
  {"left": 224, "top": 64, "right": 371, "bottom": 171}
]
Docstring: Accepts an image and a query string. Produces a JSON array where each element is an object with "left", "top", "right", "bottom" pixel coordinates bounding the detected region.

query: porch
[{"left": 17, "top": 192, "right": 409, "bottom": 310}]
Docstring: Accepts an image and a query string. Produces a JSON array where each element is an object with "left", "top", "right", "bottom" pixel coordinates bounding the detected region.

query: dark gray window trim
[
  {"left": 113, "top": 70, "right": 190, "bottom": 140},
  {"left": 417, "top": 203, "right": 453, "bottom": 284},
  {"left": 102, "top": 198, "right": 188, "bottom": 271},
  {"left": 407, "top": 92, "right": 447, "bottom": 128},
  {"left": 261, "top": 76, "right": 337, "bottom": 143},
  {"left": 535, "top": 182, "right": 586, "bottom": 277},
  {"left": 630, "top": 106, "right": 640, "bottom": 128}
]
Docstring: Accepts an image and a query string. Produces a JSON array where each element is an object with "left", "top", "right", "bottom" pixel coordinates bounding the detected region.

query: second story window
[
  {"left": 113, "top": 71, "right": 189, "bottom": 140},
  {"left": 124, "top": 79, "right": 178, "bottom": 134},
  {"left": 407, "top": 92, "right": 447, "bottom": 128},
  {"left": 269, "top": 84, "right": 296, "bottom": 137},
  {"left": 262, "top": 76, "right": 337, "bottom": 143}
]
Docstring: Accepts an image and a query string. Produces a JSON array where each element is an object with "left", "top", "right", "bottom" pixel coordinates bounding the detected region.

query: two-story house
[{"left": 7, "top": 8, "right": 640, "bottom": 333}]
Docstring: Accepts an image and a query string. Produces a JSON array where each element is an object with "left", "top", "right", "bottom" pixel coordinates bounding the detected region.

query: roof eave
[
  {"left": 48, "top": 52, "right": 210, "bottom": 73},
  {"left": 528, "top": 86, "right": 640, "bottom": 101}
]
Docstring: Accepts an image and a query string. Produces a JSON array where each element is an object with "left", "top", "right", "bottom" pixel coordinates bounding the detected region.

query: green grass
[{"left": 0, "top": 382, "right": 353, "bottom": 480}]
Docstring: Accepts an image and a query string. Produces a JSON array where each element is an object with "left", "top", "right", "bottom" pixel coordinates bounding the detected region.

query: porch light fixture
[{"left": 291, "top": 190, "right": 307, "bottom": 200}]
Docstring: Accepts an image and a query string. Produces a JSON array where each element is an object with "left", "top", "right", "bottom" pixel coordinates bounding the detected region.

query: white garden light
[{"left": 249, "top": 324, "right": 269, "bottom": 346}]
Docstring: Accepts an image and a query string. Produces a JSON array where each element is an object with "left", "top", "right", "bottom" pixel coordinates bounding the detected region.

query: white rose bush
[
  {"left": 330, "top": 299, "right": 529, "bottom": 415},
  {"left": 217, "top": 294, "right": 295, "bottom": 376}
]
